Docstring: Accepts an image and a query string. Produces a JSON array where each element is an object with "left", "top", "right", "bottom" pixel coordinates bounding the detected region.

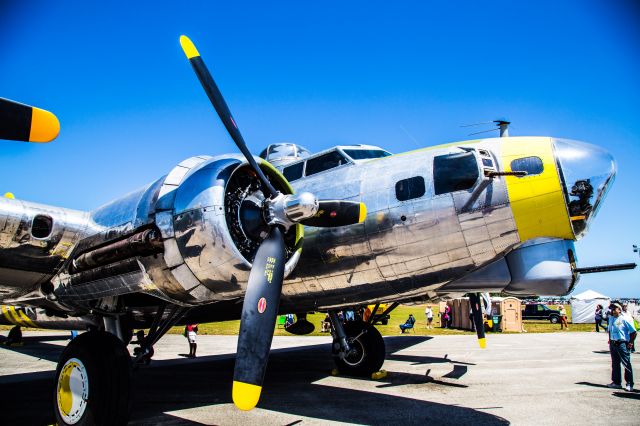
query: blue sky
[{"left": 1, "top": 1, "right": 639, "bottom": 297}]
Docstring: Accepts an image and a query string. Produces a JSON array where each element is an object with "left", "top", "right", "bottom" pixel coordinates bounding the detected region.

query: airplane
[{"left": 0, "top": 35, "right": 619, "bottom": 425}]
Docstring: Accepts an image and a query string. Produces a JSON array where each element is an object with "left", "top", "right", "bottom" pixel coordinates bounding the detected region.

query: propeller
[
  {"left": 180, "top": 35, "right": 366, "bottom": 410},
  {"left": 469, "top": 293, "right": 486, "bottom": 348},
  {"left": 0, "top": 97, "right": 60, "bottom": 143}
]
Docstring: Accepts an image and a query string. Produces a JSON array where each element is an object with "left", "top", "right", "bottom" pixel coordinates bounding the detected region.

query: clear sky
[{"left": 1, "top": 1, "right": 639, "bottom": 297}]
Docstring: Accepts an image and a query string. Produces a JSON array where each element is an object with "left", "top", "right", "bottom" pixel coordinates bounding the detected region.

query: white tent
[{"left": 570, "top": 290, "right": 610, "bottom": 324}]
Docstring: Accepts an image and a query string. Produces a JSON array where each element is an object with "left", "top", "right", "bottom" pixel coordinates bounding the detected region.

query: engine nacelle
[
  {"left": 153, "top": 155, "right": 302, "bottom": 303},
  {"left": 56, "top": 155, "right": 302, "bottom": 306}
]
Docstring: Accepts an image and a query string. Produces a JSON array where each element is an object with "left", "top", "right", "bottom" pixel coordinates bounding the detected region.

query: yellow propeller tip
[
  {"left": 478, "top": 337, "right": 486, "bottom": 349},
  {"left": 232, "top": 381, "right": 262, "bottom": 411},
  {"left": 358, "top": 202, "right": 367, "bottom": 223},
  {"left": 3, "top": 192, "right": 15, "bottom": 199},
  {"left": 29, "top": 107, "right": 60, "bottom": 143},
  {"left": 179, "top": 35, "right": 200, "bottom": 59}
]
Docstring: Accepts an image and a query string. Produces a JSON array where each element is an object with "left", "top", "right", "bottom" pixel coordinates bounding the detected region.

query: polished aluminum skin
[{"left": 0, "top": 136, "right": 614, "bottom": 316}]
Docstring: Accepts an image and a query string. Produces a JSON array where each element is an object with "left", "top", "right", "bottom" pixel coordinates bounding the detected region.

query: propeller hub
[{"left": 265, "top": 192, "right": 319, "bottom": 230}]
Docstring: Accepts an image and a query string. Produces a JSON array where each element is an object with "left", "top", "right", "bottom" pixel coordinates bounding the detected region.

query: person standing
[
  {"left": 558, "top": 304, "right": 569, "bottom": 330},
  {"left": 442, "top": 305, "right": 451, "bottom": 328},
  {"left": 621, "top": 303, "right": 636, "bottom": 352},
  {"left": 607, "top": 303, "right": 636, "bottom": 392},
  {"left": 595, "top": 304, "right": 604, "bottom": 333},
  {"left": 425, "top": 306, "right": 433, "bottom": 329},
  {"left": 185, "top": 324, "right": 199, "bottom": 358}
]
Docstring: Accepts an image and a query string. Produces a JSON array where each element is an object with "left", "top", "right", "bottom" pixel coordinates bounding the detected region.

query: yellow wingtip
[
  {"left": 478, "top": 337, "right": 486, "bottom": 349},
  {"left": 232, "top": 381, "right": 262, "bottom": 411},
  {"left": 4, "top": 192, "right": 15, "bottom": 199},
  {"left": 180, "top": 35, "right": 200, "bottom": 59},
  {"left": 358, "top": 202, "right": 367, "bottom": 223},
  {"left": 29, "top": 107, "right": 60, "bottom": 143}
]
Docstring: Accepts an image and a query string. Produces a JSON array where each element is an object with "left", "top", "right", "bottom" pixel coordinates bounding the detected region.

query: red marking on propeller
[
  {"left": 257, "top": 297, "right": 267, "bottom": 314},
  {"left": 230, "top": 116, "right": 238, "bottom": 129}
]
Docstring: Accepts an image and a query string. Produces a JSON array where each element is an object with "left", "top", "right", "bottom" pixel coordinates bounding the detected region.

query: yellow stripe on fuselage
[
  {"left": 15, "top": 307, "right": 37, "bottom": 327},
  {"left": 501, "top": 137, "right": 574, "bottom": 242},
  {"left": 1, "top": 305, "right": 17, "bottom": 325}
]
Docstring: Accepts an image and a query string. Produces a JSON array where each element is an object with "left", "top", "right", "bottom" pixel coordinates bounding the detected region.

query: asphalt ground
[{"left": 0, "top": 331, "right": 638, "bottom": 425}]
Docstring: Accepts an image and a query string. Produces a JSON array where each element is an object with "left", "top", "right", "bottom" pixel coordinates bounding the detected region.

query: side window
[
  {"left": 305, "top": 151, "right": 348, "bottom": 176},
  {"left": 433, "top": 151, "right": 479, "bottom": 195},
  {"left": 511, "top": 156, "right": 543, "bottom": 176},
  {"left": 537, "top": 305, "right": 544, "bottom": 312},
  {"left": 31, "top": 215, "right": 53, "bottom": 239},
  {"left": 283, "top": 162, "right": 304, "bottom": 181},
  {"left": 395, "top": 176, "right": 426, "bottom": 201}
]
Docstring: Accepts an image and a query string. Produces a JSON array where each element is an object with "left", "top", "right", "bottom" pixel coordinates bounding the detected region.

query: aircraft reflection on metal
[{"left": 0, "top": 35, "right": 618, "bottom": 424}]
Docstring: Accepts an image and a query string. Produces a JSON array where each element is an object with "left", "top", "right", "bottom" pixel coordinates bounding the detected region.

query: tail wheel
[
  {"left": 54, "top": 331, "right": 132, "bottom": 426},
  {"left": 333, "top": 321, "right": 385, "bottom": 376}
]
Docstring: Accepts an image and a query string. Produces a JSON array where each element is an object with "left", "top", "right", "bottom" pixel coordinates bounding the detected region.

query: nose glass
[{"left": 553, "top": 139, "right": 616, "bottom": 239}]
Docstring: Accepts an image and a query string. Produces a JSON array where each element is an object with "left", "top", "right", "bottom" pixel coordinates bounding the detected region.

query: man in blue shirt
[{"left": 607, "top": 302, "right": 637, "bottom": 392}]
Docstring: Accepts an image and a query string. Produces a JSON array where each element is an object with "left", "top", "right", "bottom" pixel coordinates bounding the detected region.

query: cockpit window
[
  {"left": 283, "top": 162, "right": 304, "bottom": 181},
  {"left": 511, "top": 156, "right": 544, "bottom": 176},
  {"left": 343, "top": 149, "right": 392, "bottom": 160},
  {"left": 433, "top": 151, "right": 479, "bottom": 195},
  {"left": 305, "top": 151, "right": 349, "bottom": 176}
]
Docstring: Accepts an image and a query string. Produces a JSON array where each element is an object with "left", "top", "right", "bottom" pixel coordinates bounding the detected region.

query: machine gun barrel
[{"left": 574, "top": 262, "right": 637, "bottom": 274}]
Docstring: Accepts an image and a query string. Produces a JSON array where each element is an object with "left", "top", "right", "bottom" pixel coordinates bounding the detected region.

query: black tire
[
  {"left": 333, "top": 321, "right": 385, "bottom": 376},
  {"left": 550, "top": 315, "right": 559, "bottom": 324},
  {"left": 53, "top": 331, "right": 132, "bottom": 426}
]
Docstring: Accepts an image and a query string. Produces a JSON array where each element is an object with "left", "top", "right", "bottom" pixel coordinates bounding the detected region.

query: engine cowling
[
  {"left": 53, "top": 155, "right": 302, "bottom": 307},
  {"left": 152, "top": 155, "right": 303, "bottom": 303}
]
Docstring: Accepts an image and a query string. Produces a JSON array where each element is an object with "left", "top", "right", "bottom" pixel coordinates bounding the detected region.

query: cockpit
[
  {"left": 553, "top": 138, "right": 616, "bottom": 238},
  {"left": 274, "top": 144, "right": 392, "bottom": 182}
]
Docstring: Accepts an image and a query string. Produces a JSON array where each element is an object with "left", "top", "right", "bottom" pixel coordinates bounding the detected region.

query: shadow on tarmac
[{"left": 1, "top": 334, "right": 509, "bottom": 425}]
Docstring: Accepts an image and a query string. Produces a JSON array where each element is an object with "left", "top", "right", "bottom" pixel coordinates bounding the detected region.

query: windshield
[
  {"left": 553, "top": 138, "right": 616, "bottom": 239},
  {"left": 343, "top": 149, "right": 392, "bottom": 161}
]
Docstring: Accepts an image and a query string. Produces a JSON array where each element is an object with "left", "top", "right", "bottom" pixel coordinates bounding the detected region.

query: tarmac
[{"left": 0, "top": 330, "right": 638, "bottom": 425}]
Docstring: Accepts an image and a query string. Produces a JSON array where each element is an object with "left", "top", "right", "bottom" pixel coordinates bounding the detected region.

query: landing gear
[
  {"left": 53, "top": 302, "right": 189, "bottom": 425},
  {"left": 331, "top": 320, "right": 386, "bottom": 376},
  {"left": 5, "top": 325, "right": 22, "bottom": 345},
  {"left": 53, "top": 331, "right": 131, "bottom": 426}
]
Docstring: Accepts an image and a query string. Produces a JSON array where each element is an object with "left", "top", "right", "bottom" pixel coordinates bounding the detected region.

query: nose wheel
[
  {"left": 332, "top": 320, "right": 386, "bottom": 377},
  {"left": 53, "top": 331, "right": 132, "bottom": 426}
]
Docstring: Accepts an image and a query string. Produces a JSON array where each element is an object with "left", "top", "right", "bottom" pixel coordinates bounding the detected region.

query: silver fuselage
[{"left": 0, "top": 136, "right": 616, "bottom": 319}]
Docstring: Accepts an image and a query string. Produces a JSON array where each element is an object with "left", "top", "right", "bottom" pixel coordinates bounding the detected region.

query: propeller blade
[
  {"left": 233, "top": 226, "right": 286, "bottom": 410},
  {"left": 300, "top": 200, "right": 367, "bottom": 227},
  {"left": 0, "top": 98, "right": 59, "bottom": 143},
  {"left": 179, "top": 35, "right": 277, "bottom": 197},
  {"left": 469, "top": 293, "right": 486, "bottom": 348}
]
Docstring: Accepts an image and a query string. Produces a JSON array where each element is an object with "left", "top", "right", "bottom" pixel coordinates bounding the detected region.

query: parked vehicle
[
  {"left": 522, "top": 304, "right": 561, "bottom": 323},
  {"left": 363, "top": 304, "right": 390, "bottom": 325}
]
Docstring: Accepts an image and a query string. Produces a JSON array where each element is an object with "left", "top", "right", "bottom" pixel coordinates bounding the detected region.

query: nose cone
[{"left": 553, "top": 138, "right": 616, "bottom": 239}]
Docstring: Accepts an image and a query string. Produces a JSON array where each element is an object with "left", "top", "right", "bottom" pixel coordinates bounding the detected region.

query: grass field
[
  {"left": 167, "top": 304, "right": 595, "bottom": 337},
  {"left": 2, "top": 304, "right": 598, "bottom": 336}
]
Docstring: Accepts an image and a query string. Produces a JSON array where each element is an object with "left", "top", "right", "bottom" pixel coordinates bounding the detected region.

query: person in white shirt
[
  {"left": 425, "top": 306, "right": 433, "bottom": 329},
  {"left": 607, "top": 303, "right": 636, "bottom": 391}
]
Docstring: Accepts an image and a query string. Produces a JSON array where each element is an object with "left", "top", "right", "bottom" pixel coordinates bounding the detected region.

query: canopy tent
[{"left": 570, "top": 290, "right": 610, "bottom": 323}]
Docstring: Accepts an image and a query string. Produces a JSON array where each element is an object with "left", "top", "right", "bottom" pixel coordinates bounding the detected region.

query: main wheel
[
  {"left": 550, "top": 315, "right": 559, "bottom": 324},
  {"left": 333, "top": 321, "right": 385, "bottom": 376},
  {"left": 53, "top": 331, "right": 132, "bottom": 426}
]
